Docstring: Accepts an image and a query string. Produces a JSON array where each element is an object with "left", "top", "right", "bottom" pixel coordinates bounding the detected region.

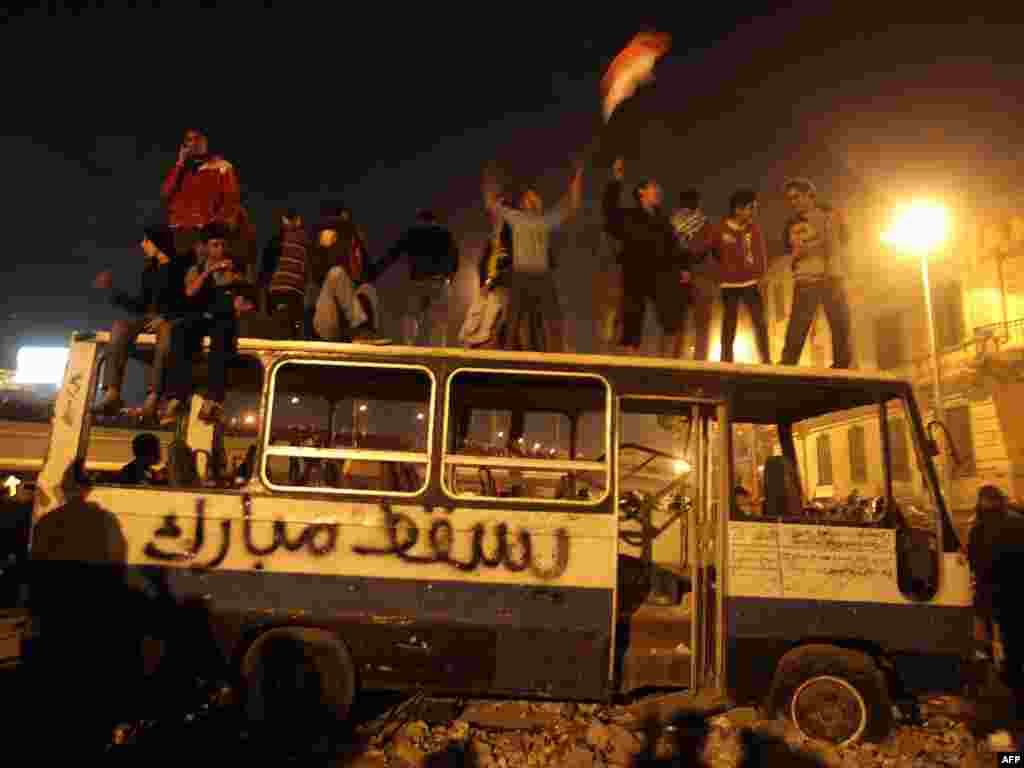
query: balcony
[{"left": 886, "top": 318, "right": 1024, "bottom": 398}]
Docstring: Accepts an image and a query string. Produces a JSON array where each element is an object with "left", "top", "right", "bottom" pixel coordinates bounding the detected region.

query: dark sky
[{"left": 2, "top": 6, "right": 1023, "bottom": 367}]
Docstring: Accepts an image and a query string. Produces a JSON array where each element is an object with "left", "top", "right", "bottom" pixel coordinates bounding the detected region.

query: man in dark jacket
[
  {"left": 970, "top": 485, "right": 1024, "bottom": 745},
  {"left": 91, "top": 225, "right": 187, "bottom": 420},
  {"left": 374, "top": 209, "right": 459, "bottom": 346},
  {"left": 602, "top": 157, "right": 692, "bottom": 357}
]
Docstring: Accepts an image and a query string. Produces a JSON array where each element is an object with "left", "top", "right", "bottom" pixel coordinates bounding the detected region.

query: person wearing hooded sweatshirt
[
  {"left": 694, "top": 188, "right": 771, "bottom": 363},
  {"left": 91, "top": 224, "right": 188, "bottom": 420},
  {"left": 310, "top": 203, "right": 381, "bottom": 342},
  {"left": 374, "top": 209, "right": 460, "bottom": 346},
  {"left": 602, "top": 156, "right": 692, "bottom": 357}
]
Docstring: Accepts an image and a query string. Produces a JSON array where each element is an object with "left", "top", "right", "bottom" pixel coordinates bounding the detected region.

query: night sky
[{"left": 3, "top": 6, "right": 1023, "bottom": 368}]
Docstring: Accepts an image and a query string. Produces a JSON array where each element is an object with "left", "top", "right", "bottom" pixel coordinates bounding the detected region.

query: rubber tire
[
  {"left": 240, "top": 627, "right": 357, "bottom": 729},
  {"left": 767, "top": 644, "right": 893, "bottom": 744}
]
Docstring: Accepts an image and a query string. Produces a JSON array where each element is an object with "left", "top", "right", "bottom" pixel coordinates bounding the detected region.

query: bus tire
[
  {"left": 239, "top": 627, "right": 357, "bottom": 729},
  {"left": 767, "top": 644, "right": 892, "bottom": 746}
]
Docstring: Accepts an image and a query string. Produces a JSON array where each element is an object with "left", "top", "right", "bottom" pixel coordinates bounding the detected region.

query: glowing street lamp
[
  {"left": 244, "top": 413, "right": 256, "bottom": 425},
  {"left": 881, "top": 200, "right": 951, "bottom": 497},
  {"left": 416, "top": 412, "right": 425, "bottom": 421},
  {"left": 290, "top": 396, "right": 300, "bottom": 405},
  {"left": 673, "top": 459, "right": 691, "bottom": 475}
]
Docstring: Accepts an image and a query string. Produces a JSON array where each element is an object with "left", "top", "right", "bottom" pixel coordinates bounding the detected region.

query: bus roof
[
  {"left": 79, "top": 331, "right": 913, "bottom": 424},
  {"left": 82, "top": 330, "right": 909, "bottom": 387}
]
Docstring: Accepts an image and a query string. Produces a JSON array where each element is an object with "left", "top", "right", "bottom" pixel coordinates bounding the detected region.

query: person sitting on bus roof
[
  {"left": 159, "top": 223, "right": 261, "bottom": 426},
  {"left": 91, "top": 224, "right": 188, "bottom": 421},
  {"left": 117, "top": 433, "right": 162, "bottom": 485},
  {"left": 309, "top": 203, "right": 381, "bottom": 343}
]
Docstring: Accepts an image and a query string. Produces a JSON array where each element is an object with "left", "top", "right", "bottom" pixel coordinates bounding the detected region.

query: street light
[{"left": 881, "top": 200, "right": 952, "bottom": 498}]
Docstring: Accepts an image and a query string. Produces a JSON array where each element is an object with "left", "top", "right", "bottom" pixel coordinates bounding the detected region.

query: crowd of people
[{"left": 91, "top": 127, "right": 855, "bottom": 428}]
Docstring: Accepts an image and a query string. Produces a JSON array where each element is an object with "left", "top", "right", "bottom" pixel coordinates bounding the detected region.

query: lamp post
[{"left": 881, "top": 201, "right": 951, "bottom": 500}]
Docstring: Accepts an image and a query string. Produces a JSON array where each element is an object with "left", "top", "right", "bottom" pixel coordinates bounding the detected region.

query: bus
[{"left": 25, "top": 330, "right": 971, "bottom": 746}]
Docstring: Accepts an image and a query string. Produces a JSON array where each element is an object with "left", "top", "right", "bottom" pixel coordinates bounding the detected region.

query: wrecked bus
[{"left": 26, "top": 331, "right": 971, "bottom": 745}]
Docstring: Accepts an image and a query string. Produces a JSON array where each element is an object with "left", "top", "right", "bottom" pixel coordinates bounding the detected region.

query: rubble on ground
[{"left": 101, "top": 683, "right": 1011, "bottom": 767}]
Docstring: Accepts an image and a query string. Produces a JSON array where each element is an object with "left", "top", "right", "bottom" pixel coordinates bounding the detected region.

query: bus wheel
[
  {"left": 239, "top": 627, "right": 357, "bottom": 730},
  {"left": 768, "top": 644, "right": 892, "bottom": 746}
]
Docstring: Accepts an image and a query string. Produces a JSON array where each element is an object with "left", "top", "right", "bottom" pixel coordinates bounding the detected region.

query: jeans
[
  {"left": 720, "top": 284, "right": 770, "bottom": 363},
  {"left": 402, "top": 278, "right": 450, "bottom": 346},
  {"left": 313, "top": 266, "right": 378, "bottom": 342},
  {"left": 781, "top": 276, "right": 852, "bottom": 368},
  {"left": 101, "top": 315, "right": 172, "bottom": 395},
  {"left": 268, "top": 291, "right": 305, "bottom": 340},
  {"left": 165, "top": 312, "right": 238, "bottom": 403},
  {"left": 684, "top": 274, "right": 717, "bottom": 361},
  {"left": 620, "top": 270, "right": 685, "bottom": 349},
  {"left": 501, "top": 272, "right": 564, "bottom": 352}
]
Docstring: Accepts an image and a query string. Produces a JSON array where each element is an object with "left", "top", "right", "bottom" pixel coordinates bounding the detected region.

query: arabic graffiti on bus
[
  {"left": 352, "top": 503, "right": 570, "bottom": 580},
  {"left": 142, "top": 496, "right": 570, "bottom": 579}
]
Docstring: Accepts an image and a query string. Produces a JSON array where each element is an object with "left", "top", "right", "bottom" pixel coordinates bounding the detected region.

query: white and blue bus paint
[{"left": 26, "top": 332, "right": 971, "bottom": 745}]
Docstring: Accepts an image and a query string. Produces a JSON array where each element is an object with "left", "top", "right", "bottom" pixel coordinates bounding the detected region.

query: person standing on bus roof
[
  {"left": 482, "top": 164, "right": 583, "bottom": 353},
  {"left": 671, "top": 188, "right": 717, "bottom": 361},
  {"left": 779, "top": 177, "right": 853, "bottom": 368},
  {"left": 694, "top": 188, "right": 771, "bottom": 363},
  {"left": 262, "top": 209, "right": 309, "bottom": 339},
  {"left": 160, "top": 127, "right": 243, "bottom": 264},
  {"left": 602, "top": 157, "right": 692, "bottom": 357},
  {"left": 373, "top": 209, "right": 460, "bottom": 346}
]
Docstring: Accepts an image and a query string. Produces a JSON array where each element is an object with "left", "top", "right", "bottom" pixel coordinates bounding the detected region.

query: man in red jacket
[
  {"left": 160, "top": 127, "right": 242, "bottom": 263},
  {"left": 697, "top": 189, "right": 770, "bottom": 363}
]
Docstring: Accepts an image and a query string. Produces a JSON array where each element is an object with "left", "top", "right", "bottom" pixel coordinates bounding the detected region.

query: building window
[
  {"left": 875, "top": 312, "right": 907, "bottom": 370},
  {"left": 888, "top": 417, "right": 910, "bottom": 482},
  {"left": 945, "top": 404, "right": 976, "bottom": 476},
  {"left": 935, "top": 280, "right": 965, "bottom": 349},
  {"left": 848, "top": 425, "right": 868, "bottom": 484},
  {"left": 816, "top": 433, "right": 833, "bottom": 486}
]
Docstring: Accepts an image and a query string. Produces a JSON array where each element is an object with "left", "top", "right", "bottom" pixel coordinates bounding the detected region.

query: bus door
[{"left": 615, "top": 397, "right": 726, "bottom": 695}]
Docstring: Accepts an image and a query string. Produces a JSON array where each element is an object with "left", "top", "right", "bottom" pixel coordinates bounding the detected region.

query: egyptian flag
[{"left": 600, "top": 31, "right": 672, "bottom": 122}]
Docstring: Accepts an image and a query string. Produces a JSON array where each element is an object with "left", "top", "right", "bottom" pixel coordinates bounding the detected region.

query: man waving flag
[{"left": 600, "top": 31, "right": 672, "bottom": 122}]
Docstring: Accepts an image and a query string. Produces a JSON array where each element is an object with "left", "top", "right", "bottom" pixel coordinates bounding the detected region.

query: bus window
[
  {"left": 443, "top": 370, "right": 609, "bottom": 504},
  {"left": 262, "top": 361, "right": 432, "bottom": 495},
  {"left": 85, "top": 350, "right": 175, "bottom": 485}
]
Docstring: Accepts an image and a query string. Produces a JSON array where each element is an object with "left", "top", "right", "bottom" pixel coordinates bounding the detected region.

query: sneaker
[
  {"left": 91, "top": 389, "right": 123, "bottom": 416},
  {"left": 141, "top": 392, "right": 160, "bottom": 422},
  {"left": 159, "top": 399, "right": 184, "bottom": 427},
  {"left": 198, "top": 401, "right": 225, "bottom": 425}
]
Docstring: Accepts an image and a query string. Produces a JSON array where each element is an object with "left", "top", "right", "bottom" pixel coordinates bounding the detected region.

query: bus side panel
[
  {"left": 727, "top": 522, "right": 972, "bottom": 701},
  {"left": 30, "top": 489, "right": 618, "bottom": 700}
]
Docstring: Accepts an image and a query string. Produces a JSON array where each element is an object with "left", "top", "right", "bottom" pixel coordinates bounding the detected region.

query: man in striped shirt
[
  {"left": 671, "top": 189, "right": 717, "bottom": 361},
  {"left": 263, "top": 210, "right": 308, "bottom": 339}
]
